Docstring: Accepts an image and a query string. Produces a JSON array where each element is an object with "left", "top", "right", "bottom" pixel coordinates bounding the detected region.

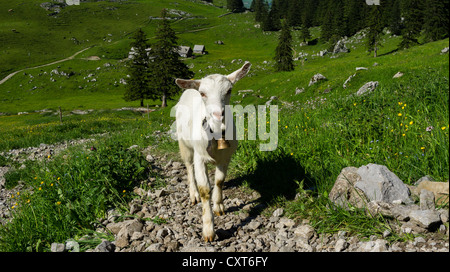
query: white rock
[{"left": 335, "top": 239, "right": 348, "bottom": 252}]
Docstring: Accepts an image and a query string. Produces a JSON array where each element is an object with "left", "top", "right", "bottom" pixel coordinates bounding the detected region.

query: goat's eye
[
  {"left": 226, "top": 89, "right": 232, "bottom": 95},
  {"left": 200, "top": 92, "right": 207, "bottom": 98}
]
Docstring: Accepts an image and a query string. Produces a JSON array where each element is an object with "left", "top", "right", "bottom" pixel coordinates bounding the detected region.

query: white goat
[{"left": 174, "top": 62, "right": 251, "bottom": 242}]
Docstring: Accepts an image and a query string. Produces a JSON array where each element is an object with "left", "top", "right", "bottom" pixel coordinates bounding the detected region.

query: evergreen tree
[
  {"left": 149, "top": 9, "right": 194, "bottom": 108},
  {"left": 344, "top": 0, "right": 365, "bottom": 37},
  {"left": 302, "top": 0, "right": 317, "bottom": 28},
  {"left": 387, "top": 0, "right": 402, "bottom": 36},
  {"left": 227, "top": 0, "right": 244, "bottom": 12},
  {"left": 423, "top": 0, "right": 449, "bottom": 42},
  {"left": 300, "top": 22, "right": 311, "bottom": 42},
  {"left": 366, "top": 5, "right": 384, "bottom": 57},
  {"left": 123, "top": 29, "right": 153, "bottom": 107},
  {"left": 399, "top": 0, "right": 423, "bottom": 49},
  {"left": 332, "top": 0, "right": 346, "bottom": 37},
  {"left": 253, "top": 0, "right": 265, "bottom": 22},
  {"left": 320, "top": 4, "right": 334, "bottom": 41},
  {"left": 266, "top": 0, "right": 282, "bottom": 31},
  {"left": 274, "top": 20, "right": 294, "bottom": 72},
  {"left": 287, "top": 0, "right": 302, "bottom": 28},
  {"left": 260, "top": 1, "right": 272, "bottom": 31}
]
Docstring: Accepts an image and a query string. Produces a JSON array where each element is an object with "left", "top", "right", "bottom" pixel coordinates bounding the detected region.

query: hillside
[{"left": 0, "top": 0, "right": 448, "bottom": 252}]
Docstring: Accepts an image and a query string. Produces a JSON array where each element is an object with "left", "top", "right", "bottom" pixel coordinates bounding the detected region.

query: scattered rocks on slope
[
  {"left": 308, "top": 73, "right": 327, "bottom": 87},
  {"left": 356, "top": 81, "right": 378, "bottom": 96},
  {"left": 393, "top": 71, "right": 404, "bottom": 78},
  {"left": 333, "top": 39, "right": 349, "bottom": 54},
  {"left": 343, "top": 73, "right": 356, "bottom": 89}
]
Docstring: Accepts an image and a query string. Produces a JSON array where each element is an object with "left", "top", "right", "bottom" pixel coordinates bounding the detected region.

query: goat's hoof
[
  {"left": 190, "top": 197, "right": 200, "bottom": 205},
  {"left": 214, "top": 210, "right": 225, "bottom": 216},
  {"left": 204, "top": 235, "right": 215, "bottom": 243},
  {"left": 213, "top": 204, "right": 225, "bottom": 216}
]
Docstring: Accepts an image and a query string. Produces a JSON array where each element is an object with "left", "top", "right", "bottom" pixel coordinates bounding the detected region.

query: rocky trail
[{"left": 0, "top": 141, "right": 448, "bottom": 252}]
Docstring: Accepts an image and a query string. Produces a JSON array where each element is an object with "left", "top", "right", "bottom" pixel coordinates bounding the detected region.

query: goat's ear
[
  {"left": 227, "top": 61, "right": 252, "bottom": 84},
  {"left": 175, "top": 79, "right": 201, "bottom": 90}
]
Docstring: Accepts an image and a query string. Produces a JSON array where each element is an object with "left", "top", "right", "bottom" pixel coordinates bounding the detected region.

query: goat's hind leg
[{"left": 179, "top": 140, "right": 199, "bottom": 205}]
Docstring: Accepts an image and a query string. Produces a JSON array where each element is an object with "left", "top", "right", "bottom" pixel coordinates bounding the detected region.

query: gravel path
[{"left": 98, "top": 152, "right": 449, "bottom": 253}]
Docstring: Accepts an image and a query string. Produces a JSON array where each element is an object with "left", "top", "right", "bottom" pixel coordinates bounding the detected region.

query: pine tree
[
  {"left": 265, "top": 0, "right": 282, "bottom": 31},
  {"left": 387, "top": 0, "right": 402, "bottom": 36},
  {"left": 287, "top": 0, "right": 302, "bottom": 28},
  {"left": 123, "top": 29, "right": 153, "bottom": 107},
  {"left": 274, "top": 19, "right": 294, "bottom": 72},
  {"left": 253, "top": 0, "right": 265, "bottom": 22},
  {"left": 300, "top": 22, "right": 311, "bottom": 42},
  {"left": 344, "top": 0, "right": 365, "bottom": 37},
  {"left": 399, "top": 0, "right": 424, "bottom": 49},
  {"left": 149, "top": 9, "right": 193, "bottom": 108},
  {"left": 332, "top": 0, "right": 346, "bottom": 37},
  {"left": 366, "top": 5, "right": 384, "bottom": 57},
  {"left": 423, "top": 0, "right": 449, "bottom": 42},
  {"left": 321, "top": 4, "right": 334, "bottom": 41}
]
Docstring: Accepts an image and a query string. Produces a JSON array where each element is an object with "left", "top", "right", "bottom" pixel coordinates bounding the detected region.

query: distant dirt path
[{"left": 0, "top": 46, "right": 93, "bottom": 86}]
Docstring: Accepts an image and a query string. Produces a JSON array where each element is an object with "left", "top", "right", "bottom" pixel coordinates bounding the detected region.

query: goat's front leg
[
  {"left": 194, "top": 153, "right": 215, "bottom": 242},
  {"left": 186, "top": 162, "right": 200, "bottom": 205},
  {"left": 212, "top": 164, "right": 228, "bottom": 216}
]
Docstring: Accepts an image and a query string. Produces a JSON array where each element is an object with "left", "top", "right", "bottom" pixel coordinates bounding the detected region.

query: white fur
[{"left": 175, "top": 62, "right": 251, "bottom": 242}]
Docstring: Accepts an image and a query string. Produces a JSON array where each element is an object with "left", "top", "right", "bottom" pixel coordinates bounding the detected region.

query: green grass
[
  {"left": 0, "top": 0, "right": 225, "bottom": 79},
  {"left": 0, "top": 138, "right": 149, "bottom": 252},
  {"left": 0, "top": 110, "right": 175, "bottom": 252}
]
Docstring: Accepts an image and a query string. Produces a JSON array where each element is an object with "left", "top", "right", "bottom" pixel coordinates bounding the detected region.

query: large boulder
[
  {"left": 356, "top": 81, "right": 378, "bottom": 96},
  {"left": 329, "top": 167, "right": 368, "bottom": 209},
  {"left": 308, "top": 73, "right": 327, "bottom": 86},
  {"left": 333, "top": 40, "right": 349, "bottom": 54},
  {"left": 330, "top": 164, "right": 413, "bottom": 208}
]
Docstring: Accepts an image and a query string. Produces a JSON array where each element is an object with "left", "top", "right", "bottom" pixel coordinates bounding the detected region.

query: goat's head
[{"left": 175, "top": 61, "right": 251, "bottom": 133}]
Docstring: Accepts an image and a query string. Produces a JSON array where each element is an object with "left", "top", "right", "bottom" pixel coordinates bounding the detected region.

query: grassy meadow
[{"left": 0, "top": 0, "right": 448, "bottom": 251}]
